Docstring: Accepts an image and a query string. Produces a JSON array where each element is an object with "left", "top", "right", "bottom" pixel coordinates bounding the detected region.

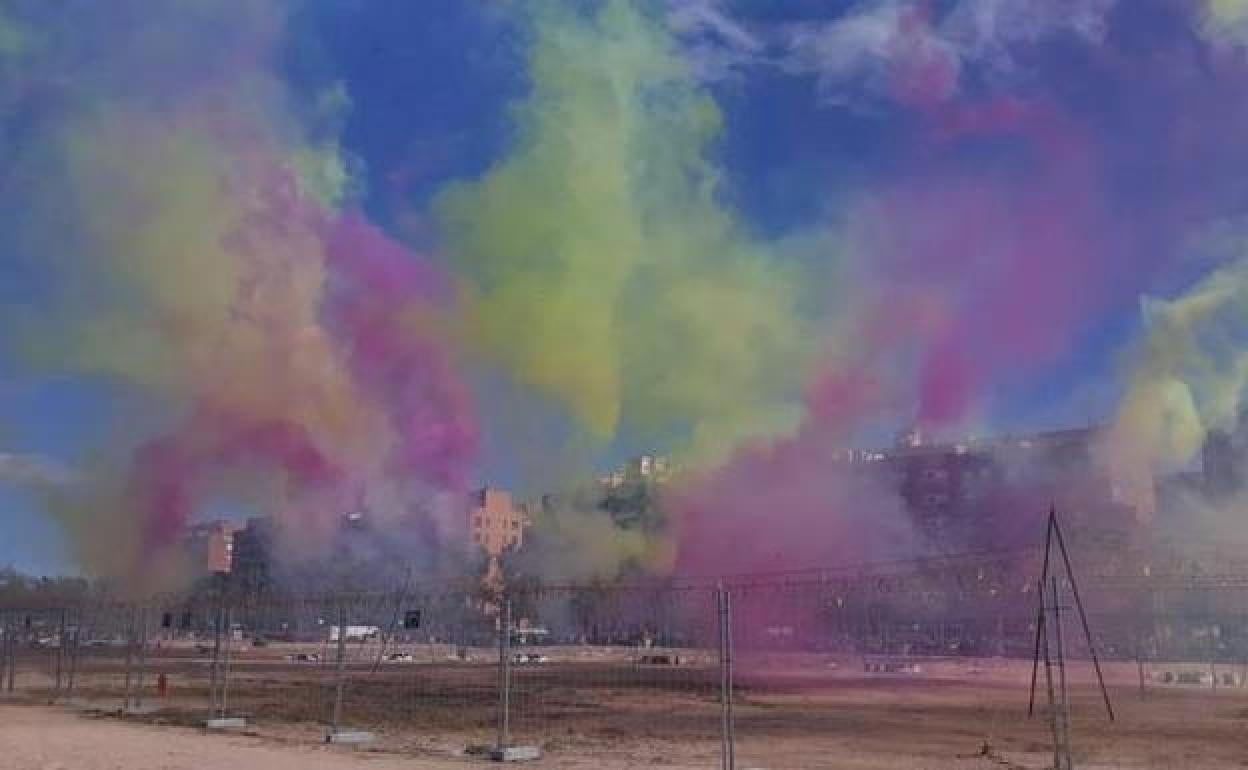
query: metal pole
[
  {"left": 0, "top": 619, "right": 8, "bottom": 696},
  {"left": 718, "top": 586, "right": 735, "bottom": 770},
  {"left": 1028, "top": 609, "right": 1046, "bottom": 718},
  {"left": 122, "top": 606, "right": 135, "bottom": 712},
  {"left": 5, "top": 617, "right": 15, "bottom": 693},
  {"left": 66, "top": 614, "right": 79, "bottom": 699},
  {"left": 1050, "top": 514, "right": 1114, "bottom": 721},
  {"left": 1209, "top": 629, "right": 1218, "bottom": 693},
  {"left": 331, "top": 602, "right": 348, "bottom": 733},
  {"left": 209, "top": 602, "right": 224, "bottom": 716},
  {"left": 51, "top": 608, "right": 66, "bottom": 703},
  {"left": 135, "top": 606, "right": 149, "bottom": 710},
  {"left": 723, "top": 589, "right": 728, "bottom": 768},
  {"left": 220, "top": 605, "right": 234, "bottom": 718},
  {"left": 1040, "top": 584, "right": 1061, "bottom": 770},
  {"left": 1052, "top": 577, "right": 1072, "bottom": 770},
  {"left": 1028, "top": 512, "right": 1056, "bottom": 716},
  {"left": 0, "top": 623, "right": 7, "bottom": 696},
  {"left": 496, "top": 597, "right": 512, "bottom": 750}
]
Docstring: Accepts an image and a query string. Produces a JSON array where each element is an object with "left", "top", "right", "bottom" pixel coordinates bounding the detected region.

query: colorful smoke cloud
[
  {"left": 6, "top": 0, "right": 1248, "bottom": 590},
  {"left": 1, "top": 1, "right": 475, "bottom": 589},
  {"left": 435, "top": 0, "right": 815, "bottom": 460}
]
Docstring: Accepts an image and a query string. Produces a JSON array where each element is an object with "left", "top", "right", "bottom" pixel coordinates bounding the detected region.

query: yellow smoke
[
  {"left": 23, "top": 109, "right": 386, "bottom": 468},
  {"left": 437, "top": 0, "right": 813, "bottom": 461},
  {"left": 521, "top": 503, "right": 672, "bottom": 581},
  {"left": 1202, "top": 0, "right": 1248, "bottom": 42},
  {"left": 1107, "top": 257, "right": 1248, "bottom": 494}
]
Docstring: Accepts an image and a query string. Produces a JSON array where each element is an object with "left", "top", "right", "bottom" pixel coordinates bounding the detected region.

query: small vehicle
[
  {"left": 385, "top": 653, "right": 415, "bottom": 663},
  {"left": 288, "top": 652, "right": 321, "bottom": 663},
  {"left": 637, "top": 654, "right": 681, "bottom": 666},
  {"left": 511, "top": 652, "right": 548, "bottom": 665}
]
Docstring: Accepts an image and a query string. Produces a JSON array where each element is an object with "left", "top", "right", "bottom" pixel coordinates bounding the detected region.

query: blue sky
[{"left": 2, "top": 0, "right": 1246, "bottom": 574}]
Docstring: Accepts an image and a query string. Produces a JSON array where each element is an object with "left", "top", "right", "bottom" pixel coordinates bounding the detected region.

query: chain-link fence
[{"left": 3, "top": 552, "right": 1248, "bottom": 767}]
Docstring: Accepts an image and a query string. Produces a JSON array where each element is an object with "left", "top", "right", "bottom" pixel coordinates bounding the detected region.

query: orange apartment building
[
  {"left": 184, "top": 520, "right": 237, "bottom": 575},
  {"left": 469, "top": 487, "right": 526, "bottom": 557}
]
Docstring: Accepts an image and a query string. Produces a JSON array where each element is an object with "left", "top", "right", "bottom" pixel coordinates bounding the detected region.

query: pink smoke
[
  {"left": 855, "top": 97, "right": 1107, "bottom": 428},
  {"left": 132, "top": 406, "right": 342, "bottom": 559},
  {"left": 123, "top": 181, "right": 477, "bottom": 582},
  {"left": 324, "top": 213, "right": 478, "bottom": 489},
  {"left": 673, "top": 91, "right": 1114, "bottom": 578}
]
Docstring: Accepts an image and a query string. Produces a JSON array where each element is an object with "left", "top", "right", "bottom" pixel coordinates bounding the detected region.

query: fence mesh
[{"left": 2, "top": 546, "right": 1248, "bottom": 767}]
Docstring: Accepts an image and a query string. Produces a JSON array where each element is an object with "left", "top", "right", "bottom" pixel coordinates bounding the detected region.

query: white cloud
[
  {"left": 667, "top": 0, "right": 765, "bottom": 81},
  {"left": 782, "top": 2, "right": 961, "bottom": 106},
  {"left": 667, "top": 0, "right": 1118, "bottom": 103}
]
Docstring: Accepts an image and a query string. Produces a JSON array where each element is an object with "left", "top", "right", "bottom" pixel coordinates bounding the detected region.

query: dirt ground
[{"left": 3, "top": 647, "right": 1246, "bottom": 769}]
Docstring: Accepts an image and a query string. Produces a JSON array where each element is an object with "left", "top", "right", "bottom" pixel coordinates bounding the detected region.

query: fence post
[
  {"left": 51, "top": 608, "right": 66, "bottom": 703},
  {"left": 209, "top": 601, "right": 224, "bottom": 717},
  {"left": 331, "top": 601, "right": 348, "bottom": 735},
  {"left": 5, "top": 616, "right": 14, "bottom": 694},
  {"left": 0, "top": 617, "right": 7, "bottom": 696},
  {"left": 0, "top": 619, "right": 7, "bottom": 696},
  {"left": 135, "top": 606, "right": 149, "bottom": 711},
  {"left": 122, "top": 605, "right": 136, "bottom": 712},
  {"left": 66, "top": 609, "right": 79, "bottom": 699},
  {"left": 717, "top": 585, "right": 735, "bottom": 770},
  {"left": 496, "top": 596, "right": 512, "bottom": 751},
  {"left": 220, "top": 604, "right": 234, "bottom": 718},
  {"left": 1051, "top": 578, "right": 1072, "bottom": 770}
]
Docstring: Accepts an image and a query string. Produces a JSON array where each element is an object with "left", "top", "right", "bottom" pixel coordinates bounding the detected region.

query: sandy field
[{"left": 1, "top": 645, "right": 1246, "bottom": 769}]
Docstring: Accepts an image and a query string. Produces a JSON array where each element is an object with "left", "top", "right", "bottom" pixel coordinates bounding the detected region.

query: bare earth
[
  {"left": 2, "top": 648, "right": 1247, "bottom": 769},
  {"left": 0, "top": 703, "right": 1006, "bottom": 770},
  {"left": 0, "top": 704, "right": 456, "bottom": 770}
]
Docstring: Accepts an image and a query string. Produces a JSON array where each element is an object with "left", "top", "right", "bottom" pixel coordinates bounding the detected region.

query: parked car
[{"left": 511, "top": 652, "right": 548, "bottom": 665}]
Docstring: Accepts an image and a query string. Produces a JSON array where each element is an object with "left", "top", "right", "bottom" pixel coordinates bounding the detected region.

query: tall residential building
[
  {"left": 469, "top": 487, "right": 526, "bottom": 557},
  {"left": 600, "top": 453, "right": 674, "bottom": 489},
  {"left": 230, "top": 517, "right": 275, "bottom": 594},
  {"left": 184, "top": 521, "right": 237, "bottom": 575},
  {"left": 1202, "top": 428, "right": 1242, "bottom": 500},
  {"left": 838, "top": 426, "right": 1144, "bottom": 551}
]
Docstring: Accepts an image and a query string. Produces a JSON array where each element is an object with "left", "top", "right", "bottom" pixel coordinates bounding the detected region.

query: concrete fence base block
[
  {"left": 490, "top": 745, "right": 542, "bottom": 762},
  {"left": 326, "top": 730, "right": 376, "bottom": 745},
  {"left": 204, "top": 717, "right": 247, "bottom": 729}
]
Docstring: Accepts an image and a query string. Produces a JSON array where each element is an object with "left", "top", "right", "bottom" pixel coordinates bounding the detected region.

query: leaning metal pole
[
  {"left": 1040, "top": 581, "right": 1062, "bottom": 770},
  {"left": 1028, "top": 606, "right": 1047, "bottom": 718},
  {"left": 1053, "top": 577, "right": 1073, "bottom": 770},
  {"left": 1050, "top": 513, "right": 1115, "bottom": 721},
  {"left": 1028, "top": 511, "right": 1056, "bottom": 717}
]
